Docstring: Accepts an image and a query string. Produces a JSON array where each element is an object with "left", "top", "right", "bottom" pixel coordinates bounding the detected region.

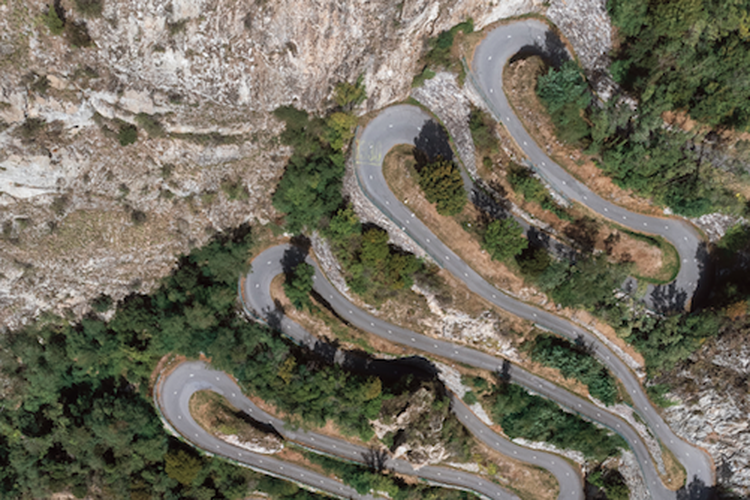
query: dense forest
[
  {"left": 0, "top": 226, "right": 338, "bottom": 499},
  {"left": 464, "top": 375, "right": 627, "bottom": 462},
  {"left": 535, "top": 18, "right": 750, "bottom": 218}
]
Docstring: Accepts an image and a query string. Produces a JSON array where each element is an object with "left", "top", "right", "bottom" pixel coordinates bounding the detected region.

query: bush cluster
[{"left": 528, "top": 334, "right": 619, "bottom": 405}]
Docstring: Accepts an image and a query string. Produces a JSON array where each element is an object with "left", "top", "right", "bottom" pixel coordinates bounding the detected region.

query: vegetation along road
[
  {"left": 158, "top": 19, "right": 715, "bottom": 500},
  {"left": 353, "top": 22, "right": 713, "bottom": 499},
  {"left": 157, "top": 360, "right": 518, "bottom": 500},
  {"left": 470, "top": 19, "right": 704, "bottom": 313}
]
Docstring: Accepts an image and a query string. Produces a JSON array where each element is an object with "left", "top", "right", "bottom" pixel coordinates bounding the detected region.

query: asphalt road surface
[
  {"left": 469, "top": 19, "right": 704, "bottom": 312},
  {"left": 246, "top": 245, "right": 714, "bottom": 500},
  {"left": 158, "top": 360, "right": 532, "bottom": 500},
  {"left": 157, "top": 19, "right": 713, "bottom": 500},
  {"left": 243, "top": 244, "right": 584, "bottom": 500},
  {"left": 354, "top": 84, "right": 712, "bottom": 500}
]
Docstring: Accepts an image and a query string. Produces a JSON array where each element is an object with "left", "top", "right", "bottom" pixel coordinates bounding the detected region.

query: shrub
[
  {"left": 221, "top": 179, "right": 249, "bottom": 201},
  {"left": 17, "top": 117, "right": 47, "bottom": 143},
  {"left": 415, "top": 157, "right": 467, "bottom": 216},
  {"left": 91, "top": 293, "right": 113, "bottom": 313},
  {"left": 468, "top": 105, "right": 499, "bottom": 155},
  {"left": 412, "top": 66, "right": 436, "bottom": 88},
  {"left": 283, "top": 261, "right": 315, "bottom": 311},
  {"left": 423, "top": 19, "right": 473, "bottom": 69},
  {"left": 130, "top": 209, "right": 148, "bottom": 225},
  {"left": 74, "top": 0, "right": 103, "bottom": 17},
  {"left": 463, "top": 391, "right": 478, "bottom": 405},
  {"left": 135, "top": 113, "right": 166, "bottom": 138},
  {"left": 333, "top": 76, "right": 366, "bottom": 109},
  {"left": 42, "top": 3, "right": 65, "bottom": 35},
  {"left": 65, "top": 20, "right": 92, "bottom": 48},
  {"left": 118, "top": 124, "right": 138, "bottom": 146}
]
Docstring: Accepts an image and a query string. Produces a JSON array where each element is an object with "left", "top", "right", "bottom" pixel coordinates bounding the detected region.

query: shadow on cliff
[{"left": 509, "top": 30, "right": 571, "bottom": 68}]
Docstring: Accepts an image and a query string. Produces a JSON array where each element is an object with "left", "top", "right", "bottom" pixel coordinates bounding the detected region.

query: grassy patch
[
  {"left": 220, "top": 179, "right": 249, "bottom": 201},
  {"left": 135, "top": 113, "right": 166, "bottom": 138},
  {"left": 646, "top": 384, "right": 678, "bottom": 408},
  {"left": 411, "top": 67, "right": 436, "bottom": 88},
  {"left": 118, "top": 123, "right": 138, "bottom": 146}
]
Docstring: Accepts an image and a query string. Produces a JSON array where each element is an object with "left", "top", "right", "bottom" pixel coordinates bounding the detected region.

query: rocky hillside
[
  {"left": 0, "top": 0, "right": 559, "bottom": 329},
  {"left": 658, "top": 328, "right": 750, "bottom": 497}
]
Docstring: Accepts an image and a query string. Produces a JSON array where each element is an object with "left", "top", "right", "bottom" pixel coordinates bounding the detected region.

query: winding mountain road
[
  {"left": 156, "top": 360, "right": 519, "bottom": 500},
  {"left": 243, "top": 244, "right": 583, "bottom": 500},
  {"left": 353, "top": 22, "right": 713, "bottom": 497},
  {"left": 469, "top": 19, "right": 704, "bottom": 312},
  {"left": 155, "top": 18, "right": 714, "bottom": 500}
]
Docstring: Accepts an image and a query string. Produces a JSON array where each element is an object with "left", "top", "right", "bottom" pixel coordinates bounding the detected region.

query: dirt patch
[
  {"left": 503, "top": 57, "right": 662, "bottom": 217},
  {"left": 658, "top": 442, "right": 687, "bottom": 490},
  {"left": 189, "top": 390, "right": 282, "bottom": 450}
]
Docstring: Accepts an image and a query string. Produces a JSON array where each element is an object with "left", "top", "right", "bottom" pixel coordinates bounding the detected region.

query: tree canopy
[
  {"left": 415, "top": 156, "right": 467, "bottom": 216},
  {"left": 482, "top": 218, "right": 528, "bottom": 263},
  {"left": 284, "top": 261, "right": 315, "bottom": 311},
  {"left": 608, "top": 0, "right": 750, "bottom": 130}
]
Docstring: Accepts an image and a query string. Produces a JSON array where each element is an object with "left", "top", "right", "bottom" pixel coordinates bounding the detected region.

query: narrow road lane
[
  {"left": 353, "top": 100, "right": 713, "bottom": 498},
  {"left": 470, "top": 19, "right": 704, "bottom": 312},
  {"left": 158, "top": 360, "right": 529, "bottom": 500},
  {"left": 244, "top": 244, "right": 584, "bottom": 500}
]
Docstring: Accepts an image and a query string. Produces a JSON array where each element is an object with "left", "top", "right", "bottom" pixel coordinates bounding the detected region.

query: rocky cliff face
[
  {"left": 0, "top": 0, "right": 551, "bottom": 328},
  {"left": 658, "top": 329, "right": 750, "bottom": 496}
]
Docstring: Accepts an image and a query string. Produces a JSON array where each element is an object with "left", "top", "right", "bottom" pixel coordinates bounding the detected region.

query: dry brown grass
[
  {"left": 383, "top": 145, "right": 533, "bottom": 298},
  {"left": 659, "top": 442, "right": 688, "bottom": 490}
]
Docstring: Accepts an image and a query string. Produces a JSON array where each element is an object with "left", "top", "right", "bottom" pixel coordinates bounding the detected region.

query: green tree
[
  {"left": 271, "top": 106, "right": 346, "bottom": 233},
  {"left": 416, "top": 157, "right": 467, "bottom": 216},
  {"left": 165, "top": 449, "right": 203, "bottom": 485},
  {"left": 118, "top": 124, "right": 138, "bottom": 146},
  {"left": 326, "top": 205, "right": 361, "bottom": 243},
  {"left": 283, "top": 261, "right": 315, "bottom": 311},
  {"left": 482, "top": 218, "right": 528, "bottom": 262},
  {"left": 529, "top": 334, "right": 618, "bottom": 405},
  {"left": 536, "top": 61, "right": 592, "bottom": 146},
  {"left": 42, "top": 4, "right": 65, "bottom": 35},
  {"left": 325, "top": 112, "right": 357, "bottom": 150}
]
